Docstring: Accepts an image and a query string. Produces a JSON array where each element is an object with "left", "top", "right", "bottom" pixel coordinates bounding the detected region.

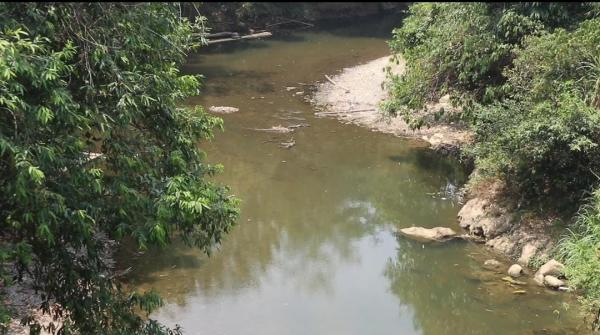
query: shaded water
[{"left": 121, "top": 15, "right": 587, "bottom": 335}]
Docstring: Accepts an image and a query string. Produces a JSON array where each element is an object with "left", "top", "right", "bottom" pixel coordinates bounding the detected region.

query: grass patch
[{"left": 558, "top": 188, "right": 600, "bottom": 330}]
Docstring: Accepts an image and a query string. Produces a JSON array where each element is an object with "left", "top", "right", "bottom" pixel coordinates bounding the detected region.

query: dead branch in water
[
  {"left": 206, "top": 32, "right": 272, "bottom": 45},
  {"left": 315, "top": 109, "right": 375, "bottom": 116},
  {"left": 324, "top": 75, "right": 350, "bottom": 93},
  {"left": 247, "top": 125, "right": 294, "bottom": 133},
  {"left": 287, "top": 123, "right": 309, "bottom": 129},
  {"left": 248, "top": 123, "right": 308, "bottom": 133},
  {"left": 279, "top": 138, "right": 296, "bottom": 149},
  {"left": 267, "top": 18, "right": 314, "bottom": 28}
]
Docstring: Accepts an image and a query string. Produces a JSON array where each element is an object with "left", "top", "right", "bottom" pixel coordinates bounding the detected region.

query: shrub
[
  {"left": 558, "top": 189, "right": 600, "bottom": 329},
  {"left": 385, "top": 2, "right": 595, "bottom": 127},
  {"left": 471, "top": 18, "right": 600, "bottom": 204}
]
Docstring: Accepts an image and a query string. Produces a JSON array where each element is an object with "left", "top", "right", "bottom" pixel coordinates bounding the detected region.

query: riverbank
[
  {"left": 310, "top": 56, "right": 472, "bottom": 155},
  {"left": 310, "top": 55, "right": 563, "bottom": 285}
]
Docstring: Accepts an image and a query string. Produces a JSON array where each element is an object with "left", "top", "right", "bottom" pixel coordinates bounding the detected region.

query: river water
[{"left": 120, "top": 15, "right": 587, "bottom": 335}]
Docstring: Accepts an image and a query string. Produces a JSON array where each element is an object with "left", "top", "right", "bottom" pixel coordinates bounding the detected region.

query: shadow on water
[
  {"left": 314, "top": 12, "right": 406, "bottom": 38},
  {"left": 198, "top": 32, "right": 308, "bottom": 56},
  {"left": 388, "top": 150, "right": 465, "bottom": 180}
]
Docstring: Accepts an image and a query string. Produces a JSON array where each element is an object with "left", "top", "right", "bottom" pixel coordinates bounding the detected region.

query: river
[{"left": 119, "top": 15, "right": 587, "bottom": 335}]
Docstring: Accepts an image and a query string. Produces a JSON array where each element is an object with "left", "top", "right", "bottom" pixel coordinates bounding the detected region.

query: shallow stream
[{"left": 120, "top": 15, "right": 587, "bottom": 335}]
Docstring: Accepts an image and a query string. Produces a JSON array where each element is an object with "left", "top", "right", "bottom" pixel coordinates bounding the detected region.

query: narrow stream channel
[{"left": 120, "top": 15, "right": 587, "bottom": 335}]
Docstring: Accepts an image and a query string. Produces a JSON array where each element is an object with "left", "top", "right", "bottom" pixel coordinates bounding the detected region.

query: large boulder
[
  {"left": 533, "top": 259, "right": 565, "bottom": 286},
  {"left": 457, "top": 197, "right": 513, "bottom": 239},
  {"left": 543, "top": 275, "right": 565, "bottom": 289},
  {"left": 398, "top": 226, "right": 457, "bottom": 242}
]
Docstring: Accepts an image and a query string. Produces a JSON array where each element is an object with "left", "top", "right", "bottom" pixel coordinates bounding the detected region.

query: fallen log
[{"left": 207, "top": 32, "right": 272, "bottom": 45}]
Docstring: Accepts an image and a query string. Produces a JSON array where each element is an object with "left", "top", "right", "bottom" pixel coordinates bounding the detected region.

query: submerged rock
[
  {"left": 208, "top": 106, "right": 239, "bottom": 114},
  {"left": 508, "top": 264, "right": 523, "bottom": 278},
  {"left": 398, "top": 226, "right": 457, "bottom": 242},
  {"left": 502, "top": 276, "right": 527, "bottom": 286},
  {"left": 483, "top": 259, "right": 502, "bottom": 270}
]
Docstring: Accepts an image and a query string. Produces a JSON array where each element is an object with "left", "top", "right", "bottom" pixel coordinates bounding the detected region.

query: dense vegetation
[
  {"left": 0, "top": 3, "right": 238, "bottom": 334},
  {"left": 185, "top": 2, "right": 404, "bottom": 33},
  {"left": 387, "top": 2, "right": 600, "bottom": 326}
]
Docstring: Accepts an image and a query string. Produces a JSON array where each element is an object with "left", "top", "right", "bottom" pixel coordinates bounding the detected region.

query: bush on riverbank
[
  {"left": 470, "top": 18, "right": 600, "bottom": 204},
  {"left": 385, "top": 3, "right": 593, "bottom": 124},
  {"left": 387, "top": 2, "right": 600, "bottom": 324}
]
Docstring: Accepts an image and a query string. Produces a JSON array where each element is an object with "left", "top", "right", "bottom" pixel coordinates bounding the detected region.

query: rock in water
[
  {"left": 534, "top": 259, "right": 565, "bottom": 286},
  {"left": 502, "top": 276, "right": 526, "bottom": 286},
  {"left": 398, "top": 226, "right": 457, "bottom": 242},
  {"left": 543, "top": 275, "right": 565, "bottom": 289},
  {"left": 208, "top": 106, "right": 239, "bottom": 114},
  {"left": 508, "top": 264, "right": 523, "bottom": 278},
  {"left": 483, "top": 259, "right": 502, "bottom": 270}
]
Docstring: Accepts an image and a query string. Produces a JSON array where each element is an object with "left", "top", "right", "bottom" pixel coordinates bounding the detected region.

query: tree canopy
[{"left": 0, "top": 3, "right": 238, "bottom": 334}]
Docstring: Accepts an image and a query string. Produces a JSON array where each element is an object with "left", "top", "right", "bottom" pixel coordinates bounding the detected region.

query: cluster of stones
[
  {"left": 397, "top": 226, "right": 570, "bottom": 292},
  {"left": 489, "top": 259, "right": 568, "bottom": 291}
]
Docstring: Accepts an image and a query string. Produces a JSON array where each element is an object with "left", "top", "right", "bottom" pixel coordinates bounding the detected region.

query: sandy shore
[{"left": 310, "top": 56, "right": 471, "bottom": 152}]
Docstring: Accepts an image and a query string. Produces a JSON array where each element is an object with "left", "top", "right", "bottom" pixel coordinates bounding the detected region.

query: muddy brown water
[{"left": 119, "top": 15, "right": 588, "bottom": 335}]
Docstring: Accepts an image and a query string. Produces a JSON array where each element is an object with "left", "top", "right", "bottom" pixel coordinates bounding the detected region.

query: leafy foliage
[
  {"left": 0, "top": 3, "right": 238, "bottom": 334},
  {"left": 189, "top": 2, "right": 309, "bottom": 32},
  {"left": 470, "top": 18, "right": 600, "bottom": 203},
  {"left": 385, "top": 2, "right": 594, "bottom": 124}
]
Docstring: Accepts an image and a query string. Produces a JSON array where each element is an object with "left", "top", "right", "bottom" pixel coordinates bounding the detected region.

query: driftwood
[
  {"left": 315, "top": 109, "right": 375, "bottom": 116},
  {"left": 324, "top": 75, "right": 350, "bottom": 93},
  {"left": 207, "top": 32, "right": 272, "bottom": 45},
  {"left": 248, "top": 123, "right": 308, "bottom": 133},
  {"left": 287, "top": 123, "right": 309, "bottom": 129},
  {"left": 248, "top": 125, "right": 294, "bottom": 133},
  {"left": 279, "top": 138, "right": 296, "bottom": 149}
]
